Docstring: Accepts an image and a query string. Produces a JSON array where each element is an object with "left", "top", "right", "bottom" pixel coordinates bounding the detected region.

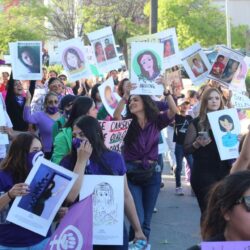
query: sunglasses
[{"left": 235, "top": 196, "right": 250, "bottom": 212}]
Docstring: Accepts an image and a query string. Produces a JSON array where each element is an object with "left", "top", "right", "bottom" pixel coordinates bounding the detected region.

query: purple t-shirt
[
  {"left": 123, "top": 111, "right": 173, "bottom": 168},
  {"left": 60, "top": 151, "right": 126, "bottom": 176},
  {"left": 0, "top": 170, "right": 50, "bottom": 247},
  {"left": 23, "top": 106, "right": 57, "bottom": 153}
]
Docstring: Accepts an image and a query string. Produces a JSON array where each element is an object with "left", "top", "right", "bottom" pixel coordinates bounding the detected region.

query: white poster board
[
  {"left": 80, "top": 175, "right": 124, "bottom": 245},
  {"left": 208, "top": 46, "right": 244, "bottom": 88},
  {"left": 10, "top": 41, "right": 42, "bottom": 80},
  {"left": 7, "top": 157, "right": 78, "bottom": 236},
  {"left": 0, "top": 104, "right": 9, "bottom": 145},
  {"left": 59, "top": 38, "right": 91, "bottom": 82},
  {"left": 30, "top": 88, "right": 47, "bottom": 114},
  {"left": 231, "top": 91, "right": 250, "bottom": 109},
  {"left": 98, "top": 77, "right": 123, "bottom": 117},
  {"left": 130, "top": 42, "right": 164, "bottom": 95},
  {"left": 207, "top": 108, "right": 240, "bottom": 160},
  {"left": 88, "top": 26, "right": 121, "bottom": 73},
  {"left": 181, "top": 43, "right": 211, "bottom": 86}
]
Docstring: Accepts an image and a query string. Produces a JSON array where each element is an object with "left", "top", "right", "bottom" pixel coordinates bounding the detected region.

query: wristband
[
  {"left": 7, "top": 191, "right": 13, "bottom": 200},
  {"left": 122, "top": 96, "right": 128, "bottom": 104},
  {"left": 163, "top": 90, "right": 171, "bottom": 97}
]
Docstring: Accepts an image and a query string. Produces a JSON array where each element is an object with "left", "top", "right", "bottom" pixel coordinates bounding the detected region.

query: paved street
[{"left": 150, "top": 165, "right": 201, "bottom": 250}]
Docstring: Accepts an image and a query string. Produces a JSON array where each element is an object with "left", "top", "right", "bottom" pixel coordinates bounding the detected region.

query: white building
[{"left": 213, "top": 0, "right": 250, "bottom": 27}]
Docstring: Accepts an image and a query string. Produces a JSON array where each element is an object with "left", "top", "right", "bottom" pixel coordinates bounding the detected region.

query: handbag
[{"left": 126, "top": 162, "right": 156, "bottom": 185}]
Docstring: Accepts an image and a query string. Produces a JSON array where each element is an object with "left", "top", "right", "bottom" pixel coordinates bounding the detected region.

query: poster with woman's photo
[
  {"left": 181, "top": 43, "right": 211, "bottom": 86},
  {"left": 130, "top": 42, "right": 164, "bottom": 95},
  {"left": 98, "top": 77, "right": 123, "bottom": 117},
  {"left": 6, "top": 157, "right": 77, "bottom": 236},
  {"left": 80, "top": 175, "right": 124, "bottom": 245},
  {"left": 88, "top": 27, "right": 121, "bottom": 73},
  {"left": 59, "top": 38, "right": 91, "bottom": 82},
  {"left": 158, "top": 28, "right": 181, "bottom": 69},
  {"left": 207, "top": 108, "right": 240, "bottom": 160},
  {"left": 10, "top": 41, "right": 42, "bottom": 80},
  {"left": 208, "top": 46, "right": 244, "bottom": 88}
]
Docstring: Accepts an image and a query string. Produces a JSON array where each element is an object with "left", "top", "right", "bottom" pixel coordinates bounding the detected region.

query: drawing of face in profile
[
  {"left": 218, "top": 114, "right": 238, "bottom": 148},
  {"left": 136, "top": 50, "right": 161, "bottom": 81},
  {"left": 104, "top": 85, "right": 118, "bottom": 109},
  {"left": 94, "top": 42, "right": 106, "bottom": 63},
  {"left": 18, "top": 46, "right": 40, "bottom": 73},
  {"left": 93, "top": 182, "right": 117, "bottom": 225},
  {"left": 163, "top": 39, "right": 175, "bottom": 57},
  {"left": 63, "top": 47, "right": 84, "bottom": 72}
]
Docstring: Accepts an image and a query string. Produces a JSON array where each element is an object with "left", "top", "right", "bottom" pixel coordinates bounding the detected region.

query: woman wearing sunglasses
[
  {"left": 187, "top": 170, "right": 250, "bottom": 250},
  {"left": 23, "top": 91, "right": 61, "bottom": 159}
]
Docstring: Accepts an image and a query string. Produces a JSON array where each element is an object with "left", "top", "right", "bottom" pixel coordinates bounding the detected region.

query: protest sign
[
  {"left": 230, "top": 56, "right": 250, "bottom": 92},
  {"left": 201, "top": 241, "right": 250, "bottom": 250},
  {"left": 130, "top": 42, "right": 164, "bottom": 95},
  {"left": 88, "top": 27, "right": 121, "bottom": 73},
  {"left": 208, "top": 46, "right": 245, "bottom": 88},
  {"left": 164, "top": 65, "right": 184, "bottom": 93},
  {"left": 80, "top": 175, "right": 124, "bottom": 245},
  {"left": 99, "top": 119, "right": 132, "bottom": 153},
  {"left": 30, "top": 88, "right": 47, "bottom": 114},
  {"left": 10, "top": 41, "right": 42, "bottom": 80},
  {"left": 127, "top": 28, "right": 181, "bottom": 71},
  {"left": 231, "top": 91, "right": 250, "bottom": 109},
  {"left": 207, "top": 108, "right": 240, "bottom": 160},
  {"left": 46, "top": 195, "right": 93, "bottom": 250},
  {"left": 98, "top": 77, "right": 123, "bottom": 117},
  {"left": 181, "top": 43, "right": 211, "bottom": 86},
  {"left": 59, "top": 38, "right": 91, "bottom": 82},
  {"left": 7, "top": 157, "right": 78, "bottom": 236},
  {"left": 0, "top": 104, "right": 9, "bottom": 145}
]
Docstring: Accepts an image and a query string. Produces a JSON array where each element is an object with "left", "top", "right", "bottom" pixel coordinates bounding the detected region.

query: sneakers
[{"left": 175, "top": 187, "right": 184, "bottom": 196}]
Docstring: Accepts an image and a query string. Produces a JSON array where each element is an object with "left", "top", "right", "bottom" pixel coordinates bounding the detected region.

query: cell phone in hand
[{"left": 198, "top": 131, "right": 210, "bottom": 140}]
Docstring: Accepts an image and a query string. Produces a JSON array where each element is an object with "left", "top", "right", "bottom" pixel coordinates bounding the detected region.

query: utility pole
[
  {"left": 225, "top": 0, "right": 231, "bottom": 48},
  {"left": 150, "top": 0, "right": 158, "bottom": 34}
]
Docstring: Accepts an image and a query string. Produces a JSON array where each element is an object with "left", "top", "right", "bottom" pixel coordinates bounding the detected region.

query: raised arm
[{"left": 23, "top": 91, "right": 38, "bottom": 124}]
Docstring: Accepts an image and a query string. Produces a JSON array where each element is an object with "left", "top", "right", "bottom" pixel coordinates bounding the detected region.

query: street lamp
[{"left": 225, "top": 0, "right": 231, "bottom": 48}]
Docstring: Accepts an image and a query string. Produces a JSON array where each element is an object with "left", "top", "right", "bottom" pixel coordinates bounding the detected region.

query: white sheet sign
[
  {"left": 231, "top": 91, "right": 250, "bottom": 109},
  {"left": 181, "top": 43, "right": 211, "bottom": 86},
  {"left": 80, "top": 175, "right": 124, "bottom": 245},
  {"left": 207, "top": 109, "right": 240, "bottom": 160},
  {"left": 99, "top": 119, "right": 132, "bottom": 153},
  {"left": 88, "top": 26, "right": 121, "bottom": 73},
  {"left": 98, "top": 77, "right": 123, "bottom": 117},
  {"left": 10, "top": 41, "right": 42, "bottom": 80},
  {"left": 7, "top": 157, "right": 78, "bottom": 236},
  {"left": 208, "top": 46, "right": 244, "bottom": 88},
  {"left": 130, "top": 42, "right": 164, "bottom": 95},
  {"left": 0, "top": 104, "right": 9, "bottom": 145},
  {"left": 59, "top": 38, "right": 91, "bottom": 82}
]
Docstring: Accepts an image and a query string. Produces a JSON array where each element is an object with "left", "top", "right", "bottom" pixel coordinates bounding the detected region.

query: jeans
[
  {"left": 0, "top": 238, "right": 49, "bottom": 250},
  {"left": 126, "top": 162, "right": 161, "bottom": 241},
  {"left": 165, "top": 126, "right": 176, "bottom": 168},
  {"left": 174, "top": 143, "right": 193, "bottom": 188}
]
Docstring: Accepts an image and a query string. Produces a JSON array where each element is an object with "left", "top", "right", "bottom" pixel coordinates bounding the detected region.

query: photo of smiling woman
[
  {"left": 136, "top": 50, "right": 161, "bottom": 81},
  {"left": 63, "top": 47, "right": 85, "bottom": 72},
  {"left": 18, "top": 45, "right": 40, "bottom": 74}
]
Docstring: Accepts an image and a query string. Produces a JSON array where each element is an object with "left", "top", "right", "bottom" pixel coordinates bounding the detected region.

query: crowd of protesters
[{"left": 0, "top": 63, "right": 249, "bottom": 250}]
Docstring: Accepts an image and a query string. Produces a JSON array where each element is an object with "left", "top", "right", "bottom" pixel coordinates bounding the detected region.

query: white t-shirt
[{"left": 0, "top": 111, "right": 13, "bottom": 159}]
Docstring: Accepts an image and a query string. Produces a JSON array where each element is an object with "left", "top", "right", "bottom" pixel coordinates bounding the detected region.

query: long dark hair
[
  {"left": 64, "top": 96, "right": 93, "bottom": 128},
  {"left": 91, "top": 83, "right": 101, "bottom": 104},
  {"left": 75, "top": 116, "right": 108, "bottom": 161},
  {"left": 0, "top": 133, "right": 40, "bottom": 183},
  {"left": 201, "top": 171, "right": 250, "bottom": 240},
  {"left": 124, "top": 95, "right": 159, "bottom": 145}
]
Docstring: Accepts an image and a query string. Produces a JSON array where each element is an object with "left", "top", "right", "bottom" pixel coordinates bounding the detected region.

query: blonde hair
[{"left": 198, "top": 87, "right": 224, "bottom": 132}]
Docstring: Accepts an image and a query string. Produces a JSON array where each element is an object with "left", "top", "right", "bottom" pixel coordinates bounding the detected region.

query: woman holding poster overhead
[
  {"left": 184, "top": 88, "right": 232, "bottom": 219},
  {"left": 60, "top": 116, "right": 147, "bottom": 249},
  {"left": 113, "top": 77, "right": 178, "bottom": 241},
  {"left": 0, "top": 133, "right": 50, "bottom": 249}
]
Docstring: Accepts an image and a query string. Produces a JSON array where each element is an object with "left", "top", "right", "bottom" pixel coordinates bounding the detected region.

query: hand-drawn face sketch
[{"left": 93, "top": 182, "right": 118, "bottom": 225}]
